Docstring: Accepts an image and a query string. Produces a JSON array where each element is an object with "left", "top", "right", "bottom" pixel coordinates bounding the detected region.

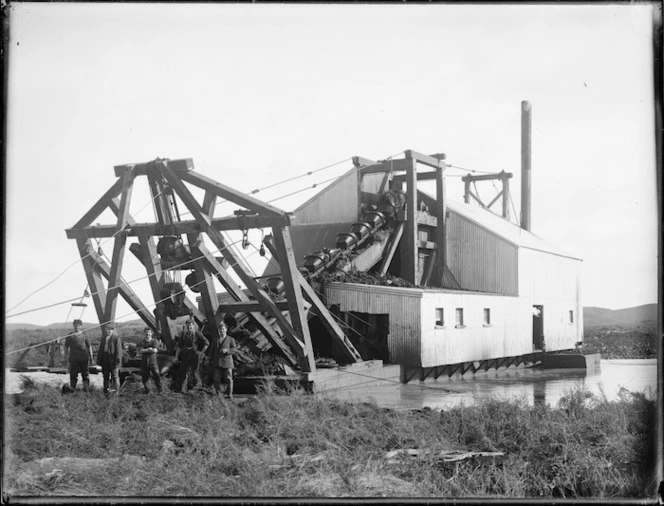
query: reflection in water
[{"left": 323, "top": 359, "right": 658, "bottom": 411}]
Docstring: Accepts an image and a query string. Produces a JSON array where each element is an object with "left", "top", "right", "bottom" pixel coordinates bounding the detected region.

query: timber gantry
[{"left": 65, "top": 158, "right": 362, "bottom": 379}]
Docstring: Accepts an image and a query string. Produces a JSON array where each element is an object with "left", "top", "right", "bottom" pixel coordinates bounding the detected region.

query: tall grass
[{"left": 3, "top": 384, "right": 657, "bottom": 499}]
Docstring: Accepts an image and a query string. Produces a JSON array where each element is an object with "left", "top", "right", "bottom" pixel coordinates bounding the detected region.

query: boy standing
[
  {"left": 139, "top": 327, "right": 165, "bottom": 393},
  {"left": 210, "top": 321, "right": 237, "bottom": 399},
  {"left": 97, "top": 324, "right": 123, "bottom": 395}
]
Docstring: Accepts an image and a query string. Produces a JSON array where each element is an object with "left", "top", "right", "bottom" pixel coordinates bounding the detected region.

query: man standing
[
  {"left": 139, "top": 327, "right": 165, "bottom": 394},
  {"left": 173, "top": 319, "right": 209, "bottom": 393},
  {"left": 64, "top": 319, "right": 94, "bottom": 391},
  {"left": 97, "top": 324, "right": 123, "bottom": 395},
  {"left": 210, "top": 321, "right": 237, "bottom": 399}
]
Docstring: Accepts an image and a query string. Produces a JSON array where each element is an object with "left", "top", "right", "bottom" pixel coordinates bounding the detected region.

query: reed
[{"left": 3, "top": 382, "right": 656, "bottom": 499}]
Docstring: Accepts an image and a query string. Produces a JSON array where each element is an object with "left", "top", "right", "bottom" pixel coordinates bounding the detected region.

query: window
[
  {"left": 483, "top": 308, "right": 491, "bottom": 326},
  {"left": 455, "top": 308, "right": 464, "bottom": 328},
  {"left": 569, "top": 310, "right": 574, "bottom": 324},
  {"left": 435, "top": 308, "right": 445, "bottom": 327}
]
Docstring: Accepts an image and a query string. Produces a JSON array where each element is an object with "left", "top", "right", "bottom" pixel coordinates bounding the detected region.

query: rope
[
  {"left": 7, "top": 238, "right": 262, "bottom": 356},
  {"left": 509, "top": 192, "right": 521, "bottom": 227},
  {"left": 6, "top": 187, "right": 167, "bottom": 315},
  {"left": 446, "top": 163, "right": 493, "bottom": 175}
]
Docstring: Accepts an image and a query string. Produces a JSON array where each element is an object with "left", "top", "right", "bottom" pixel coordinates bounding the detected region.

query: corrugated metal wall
[
  {"left": 446, "top": 210, "right": 519, "bottom": 295},
  {"left": 519, "top": 248, "right": 583, "bottom": 350},
  {"left": 324, "top": 283, "right": 423, "bottom": 366},
  {"left": 293, "top": 170, "right": 360, "bottom": 225}
]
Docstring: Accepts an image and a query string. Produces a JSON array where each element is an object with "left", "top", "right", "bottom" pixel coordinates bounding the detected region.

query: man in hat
[
  {"left": 210, "top": 320, "right": 238, "bottom": 399},
  {"left": 139, "top": 327, "right": 165, "bottom": 393},
  {"left": 63, "top": 319, "right": 94, "bottom": 391},
  {"left": 97, "top": 324, "right": 123, "bottom": 395},
  {"left": 173, "top": 319, "right": 209, "bottom": 392}
]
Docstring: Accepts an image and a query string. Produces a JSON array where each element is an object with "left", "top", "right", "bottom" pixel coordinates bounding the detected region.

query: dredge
[{"left": 57, "top": 101, "right": 584, "bottom": 391}]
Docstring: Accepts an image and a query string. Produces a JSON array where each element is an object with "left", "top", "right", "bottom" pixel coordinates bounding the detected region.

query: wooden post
[
  {"left": 401, "top": 151, "right": 418, "bottom": 284},
  {"left": 76, "top": 238, "right": 107, "bottom": 326},
  {"left": 272, "top": 227, "right": 317, "bottom": 373},
  {"left": 502, "top": 173, "right": 510, "bottom": 220}
]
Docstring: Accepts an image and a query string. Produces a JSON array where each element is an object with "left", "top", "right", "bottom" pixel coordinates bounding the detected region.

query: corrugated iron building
[{"left": 260, "top": 166, "right": 583, "bottom": 369}]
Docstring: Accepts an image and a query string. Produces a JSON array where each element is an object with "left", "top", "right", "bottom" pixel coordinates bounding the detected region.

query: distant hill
[
  {"left": 584, "top": 304, "right": 658, "bottom": 329},
  {"left": 4, "top": 323, "right": 44, "bottom": 331}
]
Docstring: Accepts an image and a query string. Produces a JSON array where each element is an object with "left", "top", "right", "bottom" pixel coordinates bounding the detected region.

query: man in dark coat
[
  {"left": 96, "top": 324, "right": 123, "bottom": 395},
  {"left": 173, "top": 319, "right": 209, "bottom": 392},
  {"left": 139, "top": 327, "right": 165, "bottom": 393},
  {"left": 64, "top": 319, "right": 94, "bottom": 390},
  {"left": 210, "top": 320, "right": 238, "bottom": 399}
]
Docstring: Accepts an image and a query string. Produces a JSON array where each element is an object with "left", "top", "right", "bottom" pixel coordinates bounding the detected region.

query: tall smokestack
[{"left": 521, "top": 100, "right": 532, "bottom": 231}]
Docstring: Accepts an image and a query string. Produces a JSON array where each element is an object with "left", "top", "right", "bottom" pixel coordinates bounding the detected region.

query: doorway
[{"left": 532, "top": 305, "right": 544, "bottom": 351}]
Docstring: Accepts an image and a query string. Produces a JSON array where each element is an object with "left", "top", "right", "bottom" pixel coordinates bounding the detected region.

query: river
[
  {"left": 4, "top": 360, "right": 659, "bottom": 410},
  {"left": 320, "top": 359, "right": 659, "bottom": 410}
]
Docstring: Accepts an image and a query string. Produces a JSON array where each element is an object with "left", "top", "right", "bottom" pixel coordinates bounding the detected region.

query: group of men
[{"left": 64, "top": 317, "right": 238, "bottom": 398}]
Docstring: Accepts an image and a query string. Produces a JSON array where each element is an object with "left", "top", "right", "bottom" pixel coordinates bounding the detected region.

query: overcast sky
[{"left": 5, "top": 3, "right": 658, "bottom": 327}]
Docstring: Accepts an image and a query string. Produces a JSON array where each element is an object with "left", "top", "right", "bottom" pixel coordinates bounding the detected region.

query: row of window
[
  {"left": 435, "top": 308, "right": 576, "bottom": 328},
  {"left": 435, "top": 307, "right": 485, "bottom": 328}
]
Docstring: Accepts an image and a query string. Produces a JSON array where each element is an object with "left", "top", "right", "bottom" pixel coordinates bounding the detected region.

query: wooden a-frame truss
[{"left": 65, "top": 158, "right": 362, "bottom": 376}]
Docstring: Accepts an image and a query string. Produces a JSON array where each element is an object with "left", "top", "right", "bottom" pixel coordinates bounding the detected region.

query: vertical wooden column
[
  {"left": 401, "top": 150, "right": 418, "bottom": 285},
  {"left": 502, "top": 173, "right": 510, "bottom": 220},
  {"left": 435, "top": 160, "right": 447, "bottom": 286},
  {"left": 272, "top": 227, "right": 317, "bottom": 373}
]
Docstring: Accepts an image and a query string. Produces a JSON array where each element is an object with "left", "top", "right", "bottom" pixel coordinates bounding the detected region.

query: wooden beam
[
  {"left": 103, "top": 166, "right": 136, "bottom": 322},
  {"left": 76, "top": 239, "right": 107, "bottom": 324},
  {"left": 402, "top": 153, "right": 418, "bottom": 284},
  {"left": 132, "top": 239, "right": 173, "bottom": 347},
  {"left": 359, "top": 159, "right": 409, "bottom": 175},
  {"left": 352, "top": 156, "right": 377, "bottom": 169},
  {"left": 65, "top": 214, "right": 291, "bottom": 240},
  {"left": 486, "top": 189, "right": 505, "bottom": 210},
  {"left": 416, "top": 213, "right": 438, "bottom": 227},
  {"left": 461, "top": 171, "right": 513, "bottom": 183},
  {"left": 265, "top": 235, "right": 362, "bottom": 363},
  {"left": 392, "top": 171, "right": 437, "bottom": 184},
  {"left": 421, "top": 250, "right": 437, "bottom": 287},
  {"left": 180, "top": 169, "right": 286, "bottom": 218},
  {"left": 272, "top": 227, "right": 317, "bottom": 373},
  {"left": 194, "top": 241, "right": 298, "bottom": 366},
  {"left": 159, "top": 163, "right": 307, "bottom": 359},
  {"left": 408, "top": 150, "right": 445, "bottom": 169},
  {"left": 71, "top": 178, "right": 124, "bottom": 230},
  {"left": 187, "top": 233, "right": 221, "bottom": 344},
  {"left": 467, "top": 190, "right": 486, "bottom": 208},
  {"left": 417, "top": 240, "right": 437, "bottom": 250},
  {"left": 114, "top": 158, "right": 193, "bottom": 178},
  {"left": 502, "top": 177, "right": 510, "bottom": 219},
  {"left": 379, "top": 222, "right": 404, "bottom": 276},
  {"left": 87, "top": 248, "right": 156, "bottom": 328},
  {"left": 217, "top": 300, "right": 309, "bottom": 312}
]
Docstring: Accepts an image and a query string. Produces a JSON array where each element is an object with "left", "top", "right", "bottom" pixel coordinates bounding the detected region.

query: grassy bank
[{"left": 3, "top": 379, "right": 657, "bottom": 499}]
